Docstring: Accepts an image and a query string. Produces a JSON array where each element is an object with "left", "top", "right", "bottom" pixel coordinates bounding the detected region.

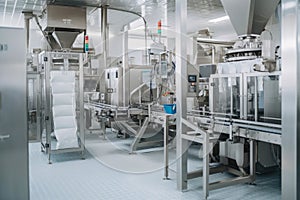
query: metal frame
[
  {"left": 188, "top": 115, "right": 281, "bottom": 145},
  {"left": 179, "top": 62, "right": 282, "bottom": 198},
  {"left": 179, "top": 118, "right": 256, "bottom": 199},
  {"left": 130, "top": 117, "right": 149, "bottom": 153},
  {"left": 27, "top": 72, "right": 42, "bottom": 141},
  {"left": 209, "top": 73, "right": 243, "bottom": 119},
  {"left": 242, "top": 71, "right": 281, "bottom": 121},
  {"left": 41, "top": 51, "right": 85, "bottom": 163}
]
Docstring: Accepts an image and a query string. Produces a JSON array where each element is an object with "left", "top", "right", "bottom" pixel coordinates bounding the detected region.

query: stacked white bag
[{"left": 50, "top": 71, "right": 79, "bottom": 149}]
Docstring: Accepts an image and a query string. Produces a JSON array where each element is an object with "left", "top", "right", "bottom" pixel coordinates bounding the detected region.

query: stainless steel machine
[
  {"left": 177, "top": 0, "right": 282, "bottom": 199},
  {"left": 40, "top": 51, "right": 86, "bottom": 163},
  {"left": 85, "top": 49, "right": 177, "bottom": 152},
  {"left": 25, "top": 5, "right": 87, "bottom": 163},
  {"left": 27, "top": 49, "right": 42, "bottom": 141}
]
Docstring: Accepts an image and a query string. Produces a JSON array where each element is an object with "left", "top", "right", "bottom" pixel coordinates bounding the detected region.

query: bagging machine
[{"left": 26, "top": 5, "right": 87, "bottom": 163}]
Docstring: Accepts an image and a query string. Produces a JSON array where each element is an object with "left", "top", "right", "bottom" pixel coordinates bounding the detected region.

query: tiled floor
[{"left": 29, "top": 132, "right": 281, "bottom": 200}]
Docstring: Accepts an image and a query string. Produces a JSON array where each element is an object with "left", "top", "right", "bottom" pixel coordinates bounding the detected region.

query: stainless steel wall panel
[
  {"left": 0, "top": 27, "right": 29, "bottom": 200},
  {"left": 281, "top": 0, "right": 300, "bottom": 199}
]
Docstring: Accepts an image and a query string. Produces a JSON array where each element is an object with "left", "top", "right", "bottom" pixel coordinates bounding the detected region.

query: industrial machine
[
  {"left": 23, "top": 2, "right": 282, "bottom": 198},
  {"left": 85, "top": 48, "right": 177, "bottom": 152},
  {"left": 25, "top": 5, "right": 87, "bottom": 163},
  {"left": 39, "top": 51, "right": 86, "bottom": 163},
  {"left": 177, "top": 0, "right": 282, "bottom": 199}
]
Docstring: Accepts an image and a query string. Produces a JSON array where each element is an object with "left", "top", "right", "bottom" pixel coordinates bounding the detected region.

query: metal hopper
[{"left": 221, "top": 0, "right": 280, "bottom": 37}]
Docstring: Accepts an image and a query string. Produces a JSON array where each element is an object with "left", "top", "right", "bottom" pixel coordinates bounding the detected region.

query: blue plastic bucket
[{"left": 163, "top": 104, "right": 176, "bottom": 114}]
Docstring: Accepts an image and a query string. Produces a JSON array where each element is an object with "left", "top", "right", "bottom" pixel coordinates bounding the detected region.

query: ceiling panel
[
  {"left": 0, "top": 0, "right": 236, "bottom": 39},
  {"left": 0, "top": 0, "right": 44, "bottom": 27}
]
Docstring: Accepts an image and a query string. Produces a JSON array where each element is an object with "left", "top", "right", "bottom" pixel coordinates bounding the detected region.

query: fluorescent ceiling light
[
  {"left": 209, "top": 16, "right": 229, "bottom": 23},
  {"left": 3, "top": 0, "right": 8, "bottom": 22}
]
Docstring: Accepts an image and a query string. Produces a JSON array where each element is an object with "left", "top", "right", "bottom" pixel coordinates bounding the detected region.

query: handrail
[{"left": 129, "top": 82, "right": 147, "bottom": 104}]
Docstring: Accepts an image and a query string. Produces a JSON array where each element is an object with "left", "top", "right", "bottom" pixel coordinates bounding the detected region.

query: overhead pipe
[
  {"left": 196, "top": 38, "right": 235, "bottom": 46},
  {"left": 32, "top": 14, "right": 53, "bottom": 50},
  {"left": 108, "top": 7, "right": 148, "bottom": 65},
  {"left": 23, "top": 12, "right": 32, "bottom": 54},
  {"left": 89, "top": 5, "right": 148, "bottom": 65}
]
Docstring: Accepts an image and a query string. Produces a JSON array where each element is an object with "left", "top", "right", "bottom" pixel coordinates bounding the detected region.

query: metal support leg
[
  {"left": 48, "top": 152, "right": 51, "bottom": 164},
  {"left": 81, "top": 149, "right": 85, "bottom": 160},
  {"left": 177, "top": 134, "right": 188, "bottom": 190},
  {"left": 100, "top": 117, "right": 106, "bottom": 139},
  {"left": 130, "top": 117, "right": 149, "bottom": 153},
  {"left": 249, "top": 139, "right": 257, "bottom": 183},
  {"left": 164, "top": 115, "right": 170, "bottom": 180},
  {"left": 254, "top": 78, "right": 258, "bottom": 122},
  {"left": 203, "top": 133, "right": 210, "bottom": 199}
]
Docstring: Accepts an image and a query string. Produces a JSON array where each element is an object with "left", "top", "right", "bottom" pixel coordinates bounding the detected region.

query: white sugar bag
[
  {"left": 50, "top": 71, "right": 76, "bottom": 83},
  {"left": 50, "top": 70, "right": 78, "bottom": 149},
  {"left": 51, "top": 83, "right": 75, "bottom": 94},
  {"left": 55, "top": 128, "right": 78, "bottom": 149},
  {"left": 53, "top": 105, "right": 75, "bottom": 117},
  {"left": 52, "top": 94, "right": 75, "bottom": 106},
  {"left": 53, "top": 116, "right": 77, "bottom": 130}
]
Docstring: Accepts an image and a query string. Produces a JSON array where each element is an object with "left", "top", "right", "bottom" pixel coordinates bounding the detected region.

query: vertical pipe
[
  {"left": 230, "top": 84, "right": 233, "bottom": 116},
  {"left": 101, "top": 5, "right": 108, "bottom": 69},
  {"left": 249, "top": 139, "right": 257, "bottom": 182},
  {"left": 175, "top": 0, "right": 188, "bottom": 191},
  {"left": 122, "top": 25, "right": 129, "bottom": 106},
  {"left": 79, "top": 54, "right": 85, "bottom": 149},
  {"left": 138, "top": 89, "right": 141, "bottom": 105},
  {"left": 254, "top": 77, "right": 258, "bottom": 121},
  {"left": 163, "top": 115, "right": 169, "bottom": 179},
  {"left": 203, "top": 132, "right": 210, "bottom": 199},
  {"left": 229, "top": 122, "right": 233, "bottom": 141},
  {"left": 243, "top": 75, "right": 248, "bottom": 119},
  {"left": 209, "top": 77, "right": 214, "bottom": 113},
  {"left": 36, "top": 75, "right": 41, "bottom": 141},
  {"left": 211, "top": 46, "right": 215, "bottom": 64},
  {"left": 83, "top": 30, "right": 86, "bottom": 53},
  {"left": 24, "top": 15, "right": 30, "bottom": 54}
]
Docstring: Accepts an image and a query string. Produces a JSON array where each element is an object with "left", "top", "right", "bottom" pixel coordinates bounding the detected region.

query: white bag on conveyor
[
  {"left": 52, "top": 94, "right": 75, "bottom": 106},
  {"left": 51, "top": 83, "right": 75, "bottom": 94},
  {"left": 50, "top": 71, "right": 79, "bottom": 149},
  {"left": 50, "top": 71, "right": 76, "bottom": 83},
  {"left": 53, "top": 116, "right": 77, "bottom": 130},
  {"left": 53, "top": 105, "right": 75, "bottom": 117},
  {"left": 54, "top": 128, "right": 78, "bottom": 149}
]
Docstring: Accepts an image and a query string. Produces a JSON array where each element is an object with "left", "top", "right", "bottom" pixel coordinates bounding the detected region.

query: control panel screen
[{"left": 188, "top": 75, "right": 197, "bottom": 82}]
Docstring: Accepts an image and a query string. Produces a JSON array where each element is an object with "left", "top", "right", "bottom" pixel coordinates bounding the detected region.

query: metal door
[{"left": 0, "top": 27, "right": 29, "bottom": 200}]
